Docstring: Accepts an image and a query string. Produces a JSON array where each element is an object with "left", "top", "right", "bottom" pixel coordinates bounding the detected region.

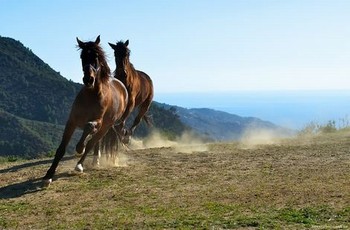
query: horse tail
[{"left": 101, "top": 126, "right": 119, "bottom": 158}]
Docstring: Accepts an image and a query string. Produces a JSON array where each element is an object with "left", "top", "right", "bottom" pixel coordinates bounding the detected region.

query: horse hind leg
[{"left": 92, "top": 141, "right": 101, "bottom": 167}]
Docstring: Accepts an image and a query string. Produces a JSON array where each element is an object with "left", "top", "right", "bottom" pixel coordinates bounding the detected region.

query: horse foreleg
[
  {"left": 75, "top": 126, "right": 109, "bottom": 172},
  {"left": 117, "top": 97, "right": 134, "bottom": 134},
  {"left": 76, "top": 121, "right": 100, "bottom": 155},
  {"left": 115, "top": 101, "right": 134, "bottom": 145},
  {"left": 129, "top": 99, "right": 152, "bottom": 135},
  {"left": 115, "top": 120, "right": 126, "bottom": 138},
  {"left": 43, "top": 121, "right": 76, "bottom": 186}
]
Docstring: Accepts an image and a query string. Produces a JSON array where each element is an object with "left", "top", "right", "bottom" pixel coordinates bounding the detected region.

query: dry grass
[{"left": 1, "top": 131, "right": 350, "bottom": 229}]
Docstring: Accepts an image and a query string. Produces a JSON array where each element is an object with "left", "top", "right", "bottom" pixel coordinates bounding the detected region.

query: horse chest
[{"left": 72, "top": 91, "right": 106, "bottom": 117}]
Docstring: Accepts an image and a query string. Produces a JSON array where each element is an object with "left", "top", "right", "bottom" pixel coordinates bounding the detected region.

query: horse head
[
  {"left": 77, "top": 35, "right": 102, "bottom": 88},
  {"left": 108, "top": 40, "right": 130, "bottom": 69}
]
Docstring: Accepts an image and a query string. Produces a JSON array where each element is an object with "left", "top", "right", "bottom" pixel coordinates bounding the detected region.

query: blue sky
[{"left": 1, "top": 0, "right": 350, "bottom": 93}]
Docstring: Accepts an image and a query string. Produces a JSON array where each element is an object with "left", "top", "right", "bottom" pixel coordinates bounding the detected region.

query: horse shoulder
[{"left": 110, "top": 78, "right": 128, "bottom": 101}]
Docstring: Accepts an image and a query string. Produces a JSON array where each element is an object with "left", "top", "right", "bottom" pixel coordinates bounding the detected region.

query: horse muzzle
[
  {"left": 82, "top": 65, "right": 99, "bottom": 88},
  {"left": 83, "top": 75, "right": 95, "bottom": 88}
]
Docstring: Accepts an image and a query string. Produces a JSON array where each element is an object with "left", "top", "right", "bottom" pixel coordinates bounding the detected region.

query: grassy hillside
[{"left": 1, "top": 131, "right": 350, "bottom": 229}]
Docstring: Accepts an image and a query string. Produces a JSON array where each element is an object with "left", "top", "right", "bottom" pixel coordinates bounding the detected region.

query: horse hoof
[
  {"left": 75, "top": 164, "right": 84, "bottom": 172},
  {"left": 122, "top": 135, "right": 130, "bottom": 145},
  {"left": 42, "top": 178, "right": 52, "bottom": 187}
]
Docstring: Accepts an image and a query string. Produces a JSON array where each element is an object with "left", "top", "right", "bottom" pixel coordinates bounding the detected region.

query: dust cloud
[
  {"left": 131, "top": 130, "right": 176, "bottom": 149},
  {"left": 174, "top": 132, "right": 209, "bottom": 153},
  {"left": 239, "top": 128, "right": 283, "bottom": 149},
  {"left": 60, "top": 127, "right": 291, "bottom": 172},
  {"left": 58, "top": 130, "right": 208, "bottom": 172},
  {"left": 58, "top": 154, "right": 129, "bottom": 173},
  {"left": 96, "top": 153, "right": 129, "bottom": 167},
  {"left": 130, "top": 130, "right": 208, "bottom": 153}
]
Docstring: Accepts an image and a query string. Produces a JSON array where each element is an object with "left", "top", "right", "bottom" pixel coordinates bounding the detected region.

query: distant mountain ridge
[{"left": 160, "top": 105, "right": 292, "bottom": 141}]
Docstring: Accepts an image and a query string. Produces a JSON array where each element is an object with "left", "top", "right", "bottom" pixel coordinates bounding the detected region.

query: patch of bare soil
[{"left": 1, "top": 131, "right": 350, "bottom": 229}]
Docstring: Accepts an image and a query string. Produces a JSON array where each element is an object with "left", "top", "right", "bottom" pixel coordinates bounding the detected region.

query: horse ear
[
  {"left": 125, "top": 40, "right": 129, "bottom": 47},
  {"left": 108, "top": 42, "right": 117, "bottom": 50},
  {"left": 95, "top": 35, "right": 101, "bottom": 44},
  {"left": 77, "top": 37, "right": 84, "bottom": 48}
]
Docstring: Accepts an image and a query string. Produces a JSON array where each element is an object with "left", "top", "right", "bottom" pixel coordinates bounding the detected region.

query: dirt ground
[{"left": 1, "top": 131, "right": 350, "bottom": 229}]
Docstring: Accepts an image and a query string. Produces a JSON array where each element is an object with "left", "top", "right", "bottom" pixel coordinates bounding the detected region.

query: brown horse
[
  {"left": 43, "top": 36, "right": 128, "bottom": 185},
  {"left": 108, "top": 40, "right": 154, "bottom": 143}
]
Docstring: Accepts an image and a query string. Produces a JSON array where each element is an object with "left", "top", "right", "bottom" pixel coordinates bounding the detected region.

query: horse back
[{"left": 135, "top": 70, "right": 154, "bottom": 101}]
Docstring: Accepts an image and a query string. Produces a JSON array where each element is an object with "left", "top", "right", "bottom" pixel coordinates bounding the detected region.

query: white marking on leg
[
  {"left": 42, "top": 178, "right": 52, "bottom": 187},
  {"left": 75, "top": 163, "right": 84, "bottom": 172}
]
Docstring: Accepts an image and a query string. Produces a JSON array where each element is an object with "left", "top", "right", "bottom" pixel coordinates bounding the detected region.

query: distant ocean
[{"left": 155, "top": 90, "right": 350, "bottom": 130}]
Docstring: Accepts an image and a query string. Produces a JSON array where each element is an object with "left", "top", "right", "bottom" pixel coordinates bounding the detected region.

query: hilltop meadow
[{"left": 1, "top": 130, "right": 350, "bottom": 229}]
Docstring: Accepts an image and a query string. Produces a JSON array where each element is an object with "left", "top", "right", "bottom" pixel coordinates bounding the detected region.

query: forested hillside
[
  {"left": 0, "top": 37, "right": 81, "bottom": 124},
  {"left": 0, "top": 109, "right": 68, "bottom": 158}
]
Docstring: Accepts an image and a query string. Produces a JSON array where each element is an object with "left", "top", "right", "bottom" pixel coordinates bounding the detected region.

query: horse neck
[
  {"left": 90, "top": 71, "right": 110, "bottom": 96},
  {"left": 115, "top": 66, "right": 127, "bottom": 84},
  {"left": 115, "top": 59, "right": 136, "bottom": 87},
  {"left": 99, "top": 58, "right": 111, "bottom": 80}
]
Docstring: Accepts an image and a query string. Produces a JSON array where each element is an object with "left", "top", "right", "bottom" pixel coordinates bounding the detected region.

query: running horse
[
  {"left": 42, "top": 36, "right": 128, "bottom": 186},
  {"left": 108, "top": 40, "right": 154, "bottom": 143}
]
